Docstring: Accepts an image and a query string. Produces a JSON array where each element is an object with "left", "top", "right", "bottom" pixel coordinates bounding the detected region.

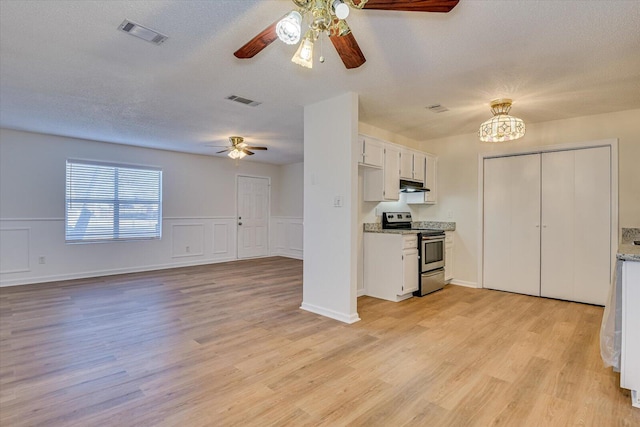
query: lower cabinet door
[{"left": 402, "top": 248, "right": 419, "bottom": 294}]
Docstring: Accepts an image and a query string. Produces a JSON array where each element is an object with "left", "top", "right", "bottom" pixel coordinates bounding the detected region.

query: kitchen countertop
[
  {"left": 617, "top": 227, "right": 640, "bottom": 262},
  {"left": 363, "top": 221, "right": 456, "bottom": 233}
]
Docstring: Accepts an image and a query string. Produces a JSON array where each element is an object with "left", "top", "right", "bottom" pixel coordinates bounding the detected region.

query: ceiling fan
[
  {"left": 234, "top": 0, "right": 459, "bottom": 69},
  {"left": 209, "top": 136, "right": 268, "bottom": 160}
]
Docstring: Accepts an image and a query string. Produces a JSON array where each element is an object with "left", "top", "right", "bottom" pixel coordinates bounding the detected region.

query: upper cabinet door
[
  {"left": 383, "top": 146, "right": 400, "bottom": 201},
  {"left": 359, "top": 136, "right": 384, "bottom": 168},
  {"left": 413, "top": 153, "right": 425, "bottom": 182},
  {"left": 399, "top": 150, "right": 413, "bottom": 180},
  {"left": 424, "top": 155, "right": 437, "bottom": 203}
]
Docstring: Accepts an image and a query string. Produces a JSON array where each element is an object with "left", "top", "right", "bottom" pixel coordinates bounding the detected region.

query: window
[{"left": 65, "top": 160, "right": 162, "bottom": 243}]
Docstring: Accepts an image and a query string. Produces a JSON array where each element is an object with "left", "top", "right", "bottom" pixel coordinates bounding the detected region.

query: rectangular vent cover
[
  {"left": 118, "top": 20, "right": 168, "bottom": 45},
  {"left": 226, "top": 95, "right": 262, "bottom": 107},
  {"left": 426, "top": 104, "right": 449, "bottom": 113}
]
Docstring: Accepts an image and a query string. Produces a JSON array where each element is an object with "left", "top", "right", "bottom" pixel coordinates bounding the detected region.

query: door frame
[
  {"left": 477, "top": 139, "right": 619, "bottom": 289},
  {"left": 236, "top": 174, "right": 271, "bottom": 259}
]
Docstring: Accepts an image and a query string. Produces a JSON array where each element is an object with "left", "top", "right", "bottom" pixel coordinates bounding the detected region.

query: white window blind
[{"left": 65, "top": 160, "right": 162, "bottom": 243}]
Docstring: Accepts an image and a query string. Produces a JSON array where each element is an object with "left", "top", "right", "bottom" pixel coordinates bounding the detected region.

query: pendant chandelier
[{"left": 478, "top": 99, "right": 526, "bottom": 142}]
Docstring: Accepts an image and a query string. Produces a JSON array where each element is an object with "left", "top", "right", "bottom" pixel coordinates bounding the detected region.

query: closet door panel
[
  {"left": 541, "top": 151, "right": 575, "bottom": 301},
  {"left": 541, "top": 147, "right": 611, "bottom": 305},
  {"left": 573, "top": 146, "right": 611, "bottom": 305},
  {"left": 484, "top": 154, "right": 541, "bottom": 296}
]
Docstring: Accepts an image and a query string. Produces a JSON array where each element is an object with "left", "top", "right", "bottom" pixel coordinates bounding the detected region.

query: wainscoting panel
[
  {"left": 171, "top": 224, "right": 205, "bottom": 258},
  {"left": 270, "top": 217, "right": 303, "bottom": 259},
  {"left": 0, "top": 217, "right": 237, "bottom": 287},
  {"left": 213, "top": 223, "right": 230, "bottom": 255},
  {"left": 0, "top": 228, "right": 30, "bottom": 274}
]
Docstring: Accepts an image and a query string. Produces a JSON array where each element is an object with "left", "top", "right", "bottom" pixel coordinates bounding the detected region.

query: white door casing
[{"left": 237, "top": 176, "right": 269, "bottom": 259}]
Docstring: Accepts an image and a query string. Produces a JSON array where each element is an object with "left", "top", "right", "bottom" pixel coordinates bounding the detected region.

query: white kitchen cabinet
[
  {"left": 363, "top": 145, "right": 400, "bottom": 202},
  {"left": 358, "top": 135, "right": 384, "bottom": 168},
  {"left": 400, "top": 149, "right": 414, "bottom": 180},
  {"left": 621, "top": 260, "right": 640, "bottom": 408},
  {"left": 445, "top": 231, "right": 454, "bottom": 282},
  {"left": 482, "top": 146, "right": 611, "bottom": 305},
  {"left": 424, "top": 155, "right": 437, "bottom": 203},
  {"left": 364, "top": 233, "right": 418, "bottom": 302},
  {"left": 406, "top": 154, "right": 437, "bottom": 205},
  {"left": 400, "top": 150, "right": 426, "bottom": 182},
  {"left": 413, "top": 153, "right": 425, "bottom": 182}
]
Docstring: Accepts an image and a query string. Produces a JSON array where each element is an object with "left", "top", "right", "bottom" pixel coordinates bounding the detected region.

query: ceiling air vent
[
  {"left": 226, "top": 95, "right": 262, "bottom": 107},
  {"left": 118, "top": 20, "right": 168, "bottom": 45},
  {"left": 426, "top": 104, "right": 449, "bottom": 113}
]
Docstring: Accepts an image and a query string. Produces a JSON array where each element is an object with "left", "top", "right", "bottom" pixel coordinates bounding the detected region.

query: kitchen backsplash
[{"left": 621, "top": 228, "right": 640, "bottom": 243}]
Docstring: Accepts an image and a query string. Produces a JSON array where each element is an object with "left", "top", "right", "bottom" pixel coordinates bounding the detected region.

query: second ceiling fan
[{"left": 234, "top": 0, "right": 459, "bottom": 69}]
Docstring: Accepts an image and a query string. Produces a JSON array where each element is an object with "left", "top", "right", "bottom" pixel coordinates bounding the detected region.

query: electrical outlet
[
  {"left": 186, "top": 246, "right": 190, "bottom": 253},
  {"left": 447, "top": 210, "right": 454, "bottom": 219},
  {"left": 38, "top": 256, "right": 46, "bottom": 264},
  {"left": 334, "top": 196, "right": 343, "bottom": 207}
]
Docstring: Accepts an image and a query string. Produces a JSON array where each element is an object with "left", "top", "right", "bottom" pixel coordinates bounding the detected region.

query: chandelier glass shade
[
  {"left": 478, "top": 99, "right": 526, "bottom": 142},
  {"left": 228, "top": 148, "right": 247, "bottom": 160},
  {"left": 276, "top": 11, "right": 302, "bottom": 45},
  {"left": 291, "top": 30, "right": 315, "bottom": 68}
]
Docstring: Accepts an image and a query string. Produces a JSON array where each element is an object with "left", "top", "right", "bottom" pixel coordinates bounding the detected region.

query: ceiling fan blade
[
  {"left": 245, "top": 146, "right": 268, "bottom": 150},
  {"left": 233, "top": 20, "right": 279, "bottom": 59},
  {"left": 357, "top": 0, "right": 459, "bottom": 12},
  {"left": 242, "top": 149, "right": 255, "bottom": 156},
  {"left": 329, "top": 30, "right": 366, "bottom": 69},
  {"left": 216, "top": 149, "right": 231, "bottom": 154}
]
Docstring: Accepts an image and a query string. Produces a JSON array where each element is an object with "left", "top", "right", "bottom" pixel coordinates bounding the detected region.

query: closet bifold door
[
  {"left": 483, "top": 154, "right": 541, "bottom": 296},
  {"left": 540, "top": 147, "right": 611, "bottom": 305}
]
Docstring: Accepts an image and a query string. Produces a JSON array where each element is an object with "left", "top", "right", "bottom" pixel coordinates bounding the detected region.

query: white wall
[
  {"left": 419, "top": 108, "right": 640, "bottom": 286},
  {"left": 270, "top": 162, "right": 304, "bottom": 260},
  {"left": 0, "top": 128, "right": 303, "bottom": 286},
  {"left": 302, "top": 92, "right": 359, "bottom": 324}
]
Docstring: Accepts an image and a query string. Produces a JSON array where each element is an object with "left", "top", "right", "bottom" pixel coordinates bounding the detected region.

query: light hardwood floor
[{"left": 1, "top": 257, "right": 638, "bottom": 426}]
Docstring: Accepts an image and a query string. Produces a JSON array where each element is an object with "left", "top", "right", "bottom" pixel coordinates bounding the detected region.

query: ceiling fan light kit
[
  {"left": 478, "top": 98, "right": 526, "bottom": 143},
  {"left": 292, "top": 30, "right": 316, "bottom": 68},
  {"left": 234, "top": 0, "right": 459, "bottom": 70},
  {"left": 276, "top": 11, "right": 303, "bottom": 45},
  {"left": 208, "top": 136, "right": 268, "bottom": 160}
]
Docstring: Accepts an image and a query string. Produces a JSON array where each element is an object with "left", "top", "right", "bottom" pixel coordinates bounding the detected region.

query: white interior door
[
  {"left": 541, "top": 147, "right": 611, "bottom": 304},
  {"left": 483, "top": 154, "right": 541, "bottom": 296},
  {"left": 237, "top": 176, "right": 269, "bottom": 259}
]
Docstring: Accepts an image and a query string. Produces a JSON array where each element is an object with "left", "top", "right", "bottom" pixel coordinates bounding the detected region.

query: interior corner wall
[
  {"left": 0, "top": 128, "right": 300, "bottom": 286},
  {"left": 302, "top": 92, "right": 359, "bottom": 324},
  {"left": 418, "top": 108, "right": 640, "bottom": 287}
]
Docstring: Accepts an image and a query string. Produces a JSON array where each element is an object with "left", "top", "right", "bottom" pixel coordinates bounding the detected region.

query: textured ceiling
[{"left": 1, "top": 0, "right": 639, "bottom": 164}]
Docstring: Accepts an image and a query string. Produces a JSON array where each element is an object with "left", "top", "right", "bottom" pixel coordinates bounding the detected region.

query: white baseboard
[
  {"left": 0, "top": 257, "right": 237, "bottom": 287},
  {"left": 357, "top": 288, "right": 366, "bottom": 297},
  {"left": 300, "top": 302, "right": 360, "bottom": 324},
  {"left": 449, "top": 279, "right": 479, "bottom": 288},
  {"left": 271, "top": 251, "right": 303, "bottom": 260}
]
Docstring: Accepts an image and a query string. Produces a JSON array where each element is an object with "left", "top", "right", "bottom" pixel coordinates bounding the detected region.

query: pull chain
[{"left": 319, "top": 33, "right": 325, "bottom": 64}]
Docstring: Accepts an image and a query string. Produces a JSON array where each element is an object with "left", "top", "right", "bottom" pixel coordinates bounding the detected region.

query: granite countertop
[
  {"left": 363, "top": 221, "right": 456, "bottom": 233},
  {"left": 617, "top": 228, "right": 640, "bottom": 262}
]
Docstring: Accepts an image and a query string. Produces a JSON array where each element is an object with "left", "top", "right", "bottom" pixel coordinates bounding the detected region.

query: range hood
[{"left": 399, "top": 179, "right": 429, "bottom": 193}]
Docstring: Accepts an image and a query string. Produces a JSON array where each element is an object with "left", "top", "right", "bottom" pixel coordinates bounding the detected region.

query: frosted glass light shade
[
  {"left": 291, "top": 34, "right": 314, "bottom": 68},
  {"left": 276, "top": 11, "right": 302, "bottom": 45},
  {"left": 228, "top": 149, "right": 247, "bottom": 159}
]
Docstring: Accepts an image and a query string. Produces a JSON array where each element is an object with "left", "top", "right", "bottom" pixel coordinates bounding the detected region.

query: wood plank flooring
[{"left": 1, "top": 257, "right": 638, "bottom": 426}]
